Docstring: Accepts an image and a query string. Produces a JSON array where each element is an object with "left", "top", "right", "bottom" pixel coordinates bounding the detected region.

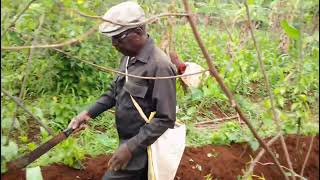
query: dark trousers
[{"left": 102, "top": 165, "right": 148, "bottom": 180}]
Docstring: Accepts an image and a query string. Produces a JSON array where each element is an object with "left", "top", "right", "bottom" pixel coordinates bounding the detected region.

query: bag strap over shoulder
[{"left": 125, "top": 57, "right": 156, "bottom": 123}]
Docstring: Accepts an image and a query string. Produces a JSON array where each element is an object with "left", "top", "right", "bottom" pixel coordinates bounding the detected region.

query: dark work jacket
[{"left": 87, "top": 37, "right": 177, "bottom": 170}]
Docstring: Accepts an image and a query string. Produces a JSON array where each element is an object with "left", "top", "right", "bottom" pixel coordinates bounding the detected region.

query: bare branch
[
  {"left": 7, "top": 14, "right": 46, "bottom": 143},
  {"left": 243, "top": 133, "right": 281, "bottom": 179},
  {"left": 74, "top": 9, "right": 188, "bottom": 27},
  {"left": 243, "top": 2, "right": 296, "bottom": 179},
  {"left": 220, "top": 17, "right": 233, "bottom": 42},
  {"left": 195, "top": 116, "right": 238, "bottom": 125},
  {"left": 1, "top": 0, "right": 37, "bottom": 39},
  {"left": 1, "top": 88, "right": 54, "bottom": 136},
  {"left": 224, "top": 36, "right": 249, "bottom": 77},
  {"left": 52, "top": 48, "right": 208, "bottom": 80},
  {"left": 1, "top": 26, "right": 98, "bottom": 51},
  {"left": 254, "top": 161, "right": 308, "bottom": 180},
  {"left": 1, "top": 11, "right": 188, "bottom": 51},
  {"left": 300, "top": 136, "right": 315, "bottom": 176},
  {"left": 182, "top": 0, "right": 288, "bottom": 179}
]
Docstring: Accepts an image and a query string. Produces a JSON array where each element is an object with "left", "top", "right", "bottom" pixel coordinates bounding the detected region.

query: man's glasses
[
  {"left": 111, "top": 27, "right": 142, "bottom": 44},
  {"left": 112, "top": 29, "right": 133, "bottom": 44}
]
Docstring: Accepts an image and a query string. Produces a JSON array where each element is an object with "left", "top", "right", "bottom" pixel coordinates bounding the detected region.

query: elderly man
[{"left": 68, "top": 1, "right": 177, "bottom": 180}]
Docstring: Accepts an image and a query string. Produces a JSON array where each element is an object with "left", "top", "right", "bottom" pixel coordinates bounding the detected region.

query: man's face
[{"left": 111, "top": 28, "right": 144, "bottom": 56}]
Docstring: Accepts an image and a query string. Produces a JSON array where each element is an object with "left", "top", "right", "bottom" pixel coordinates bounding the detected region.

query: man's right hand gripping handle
[{"left": 68, "top": 111, "right": 91, "bottom": 131}]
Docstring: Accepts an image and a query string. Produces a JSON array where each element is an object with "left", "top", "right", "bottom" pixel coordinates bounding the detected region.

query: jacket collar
[{"left": 131, "top": 36, "right": 154, "bottom": 64}]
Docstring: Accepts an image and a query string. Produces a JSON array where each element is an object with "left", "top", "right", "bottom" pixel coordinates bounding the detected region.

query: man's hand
[
  {"left": 169, "top": 51, "right": 186, "bottom": 74},
  {"left": 68, "top": 111, "right": 91, "bottom": 130},
  {"left": 108, "top": 143, "right": 132, "bottom": 171}
]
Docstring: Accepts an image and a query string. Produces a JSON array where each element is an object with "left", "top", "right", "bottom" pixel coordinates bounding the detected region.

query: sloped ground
[{"left": 2, "top": 135, "right": 318, "bottom": 180}]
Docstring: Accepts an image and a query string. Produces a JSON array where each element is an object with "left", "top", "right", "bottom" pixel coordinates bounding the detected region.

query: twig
[
  {"left": 74, "top": 9, "right": 188, "bottom": 27},
  {"left": 195, "top": 124, "right": 220, "bottom": 130},
  {"left": 256, "top": 162, "right": 274, "bottom": 166},
  {"left": 2, "top": 11, "right": 187, "bottom": 53},
  {"left": 1, "top": 88, "right": 54, "bottom": 135},
  {"left": 213, "top": 102, "right": 229, "bottom": 117},
  {"left": 196, "top": 120, "right": 245, "bottom": 129},
  {"left": 195, "top": 116, "right": 238, "bottom": 125},
  {"left": 52, "top": 48, "right": 208, "bottom": 80},
  {"left": 295, "top": 1, "right": 305, "bottom": 152},
  {"left": 237, "top": 113, "right": 242, "bottom": 123},
  {"left": 279, "top": 136, "right": 295, "bottom": 179},
  {"left": 7, "top": 14, "right": 45, "bottom": 143},
  {"left": 1, "top": 25, "right": 98, "bottom": 50},
  {"left": 311, "top": 7, "right": 319, "bottom": 34},
  {"left": 300, "top": 136, "right": 315, "bottom": 176},
  {"left": 182, "top": 0, "right": 288, "bottom": 179},
  {"left": 220, "top": 17, "right": 233, "bottom": 42},
  {"left": 243, "top": 133, "right": 281, "bottom": 179},
  {"left": 240, "top": 144, "right": 249, "bottom": 158},
  {"left": 224, "top": 36, "right": 249, "bottom": 78},
  {"left": 295, "top": 118, "right": 301, "bottom": 150},
  {"left": 1, "top": 0, "right": 37, "bottom": 39},
  {"left": 254, "top": 161, "right": 308, "bottom": 180},
  {"left": 244, "top": 2, "right": 295, "bottom": 179},
  {"left": 167, "top": 0, "right": 176, "bottom": 52}
]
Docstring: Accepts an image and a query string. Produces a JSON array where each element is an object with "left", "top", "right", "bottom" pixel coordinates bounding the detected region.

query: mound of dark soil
[{"left": 2, "top": 135, "right": 318, "bottom": 180}]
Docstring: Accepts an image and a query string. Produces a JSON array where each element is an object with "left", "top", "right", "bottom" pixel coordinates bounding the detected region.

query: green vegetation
[{"left": 1, "top": 0, "right": 318, "bottom": 174}]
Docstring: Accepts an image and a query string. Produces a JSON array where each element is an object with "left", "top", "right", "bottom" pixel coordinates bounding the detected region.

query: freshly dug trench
[{"left": 2, "top": 135, "right": 318, "bottom": 180}]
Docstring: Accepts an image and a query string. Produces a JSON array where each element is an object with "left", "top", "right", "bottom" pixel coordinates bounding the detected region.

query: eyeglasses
[
  {"left": 112, "top": 29, "right": 133, "bottom": 44},
  {"left": 111, "top": 27, "right": 142, "bottom": 44}
]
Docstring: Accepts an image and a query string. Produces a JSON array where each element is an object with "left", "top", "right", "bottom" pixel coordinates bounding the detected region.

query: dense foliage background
[{"left": 1, "top": 0, "right": 319, "bottom": 176}]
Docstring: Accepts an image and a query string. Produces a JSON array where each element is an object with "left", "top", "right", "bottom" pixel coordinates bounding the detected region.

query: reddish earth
[{"left": 2, "top": 135, "right": 318, "bottom": 180}]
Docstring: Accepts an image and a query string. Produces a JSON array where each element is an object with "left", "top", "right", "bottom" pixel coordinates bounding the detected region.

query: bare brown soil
[{"left": 2, "top": 135, "right": 318, "bottom": 180}]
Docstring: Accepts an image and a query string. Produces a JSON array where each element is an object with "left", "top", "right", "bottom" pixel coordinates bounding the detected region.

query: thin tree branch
[
  {"left": 7, "top": 14, "right": 45, "bottom": 143},
  {"left": 224, "top": 36, "right": 249, "bottom": 78},
  {"left": 1, "top": 12, "right": 188, "bottom": 51},
  {"left": 195, "top": 116, "right": 238, "bottom": 125},
  {"left": 182, "top": 0, "right": 288, "bottom": 179},
  {"left": 52, "top": 48, "right": 208, "bottom": 80},
  {"left": 311, "top": 7, "right": 319, "bottom": 34},
  {"left": 243, "top": 2, "right": 296, "bottom": 179},
  {"left": 243, "top": 133, "right": 281, "bottom": 179},
  {"left": 295, "top": 1, "right": 305, "bottom": 152},
  {"left": 220, "top": 17, "right": 233, "bottom": 42},
  {"left": 74, "top": 9, "right": 188, "bottom": 27},
  {"left": 167, "top": 0, "right": 177, "bottom": 53},
  {"left": 1, "top": 88, "right": 54, "bottom": 136},
  {"left": 295, "top": 118, "right": 301, "bottom": 150},
  {"left": 300, "top": 136, "right": 315, "bottom": 176},
  {"left": 213, "top": 102, "right": 229, "bottom": 117},
  {"left": 1, "top": 25, "right": 98, "bottom": 50},
  {"left": 290, "top": 0, "right": 305, "bottom": 91},
  {"left": 1, "top": 0, "right": 37, "bottom": 39},
  {"left": 1, "top": 10, "right": 188, "bottom": 50},
  {"left": 254, "top": 162, "right": 308, "bottom": 180}
]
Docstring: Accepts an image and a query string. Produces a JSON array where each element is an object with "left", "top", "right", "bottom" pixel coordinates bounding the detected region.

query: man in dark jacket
[{"left": 68, "top": 1, "right": 177, "bottom": 180}]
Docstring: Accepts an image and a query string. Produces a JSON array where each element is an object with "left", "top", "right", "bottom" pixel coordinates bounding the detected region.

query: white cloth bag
[
  {"left": 125, "top": 57, "right": 186, "bottom": 180},
  {"left": 181, "top": 62, "right": 209, "bottom": 88}
]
